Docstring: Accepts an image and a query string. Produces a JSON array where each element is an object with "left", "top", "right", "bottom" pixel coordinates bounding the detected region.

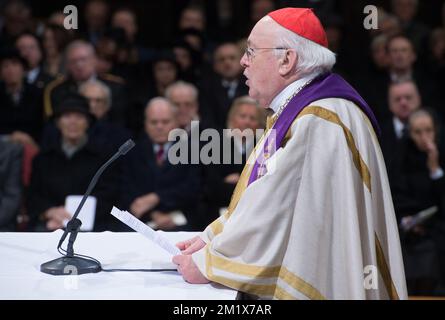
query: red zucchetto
[{"left": 268, "top": 8, "right": 328, "bottom": 48}]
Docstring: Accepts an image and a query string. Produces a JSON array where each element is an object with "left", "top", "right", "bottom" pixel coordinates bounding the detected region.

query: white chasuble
[{"left": 192, "top": 97, "right": 407, "bottom": 300}]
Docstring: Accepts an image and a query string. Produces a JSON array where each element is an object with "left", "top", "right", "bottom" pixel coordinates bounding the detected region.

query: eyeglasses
[{"left": 244, "top": 46, "right": 289, "bottom": 61}]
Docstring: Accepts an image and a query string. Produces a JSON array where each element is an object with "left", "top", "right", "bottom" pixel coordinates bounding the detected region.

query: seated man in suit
[
  {"left": 15, "top": 32, "right": 54, "bottom": 91},
  {"left": 27, "top": 94, "right": 120, "bottom": 231},
  {"left": 120, "top": 97, "right": 200, "bottom": 231},
  {"left": 380, "top": 79, "right": 421, "bottom": 185},
  {"left": 79, "top": 79, "right": 132, "bottom": 151},
  {"left": 392, "top": 108, "right": 445, "bottom": 295}
]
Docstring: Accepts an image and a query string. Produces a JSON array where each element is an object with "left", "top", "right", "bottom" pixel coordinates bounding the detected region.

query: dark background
[{"left": 23, "top": 0, "right": 445, "bottom": 47}]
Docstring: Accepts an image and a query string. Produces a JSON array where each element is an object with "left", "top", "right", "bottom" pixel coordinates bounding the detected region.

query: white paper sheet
[
  {"left": 64, "top": 195, "right": 97, "bottom": 231},
  {"left": 110, "top": 207, "right": 181, "bottom": 256}
]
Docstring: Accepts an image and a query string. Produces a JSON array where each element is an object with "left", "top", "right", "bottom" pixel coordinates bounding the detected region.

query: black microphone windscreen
[{"left": 119, "top": 139, "right": 135, "bottom": 155}]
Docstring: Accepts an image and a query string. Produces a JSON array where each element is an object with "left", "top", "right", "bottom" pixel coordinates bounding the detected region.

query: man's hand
[
  {"left": 130, "top": 193, "right": 160, "bottom": 218},
  {"left": 172, "top": 254, "right": 210, "bottom": 284},
  {"left": 425, "top": 140, "right": 440, "bottom": 174},
  {"left": 176, "top": 236, "right": 206, "bottom": 255},
  {"left": 44, "top": 207, "right": 71, "bottom": 230},
  {"left": 151, "top": 211, "right": 177, "bottom": 230}
]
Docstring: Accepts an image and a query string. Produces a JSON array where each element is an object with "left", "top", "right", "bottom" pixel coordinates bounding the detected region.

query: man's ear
[{"left": 278, "top": 49, "right": 298, "bottom": 77}]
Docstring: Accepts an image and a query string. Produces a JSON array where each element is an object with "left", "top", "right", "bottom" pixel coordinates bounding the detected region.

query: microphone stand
[{"left": 40, "top": 140, "right": 135, "bottom": 275}]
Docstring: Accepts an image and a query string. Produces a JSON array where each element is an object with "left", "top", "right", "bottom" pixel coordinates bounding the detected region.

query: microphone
[
  {"left": 40, "top": 139, "right": 135, "bottom": 275},
  {"left": 118, "top": 139, "right": 135, "bottom": 155}
]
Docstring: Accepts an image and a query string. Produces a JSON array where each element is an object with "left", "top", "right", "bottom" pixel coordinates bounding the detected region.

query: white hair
[
  {"left": 263, "top": 16, "right": 336, "bottom": 77},
  {"left": 79, "top": 79, "right": 112, "bottom": 108},
  {"left": 145, "top": 97, "right": 177, "bottom": 118},
  {"left": 165, "top": 80, "right": 198, "bottom": 102}
]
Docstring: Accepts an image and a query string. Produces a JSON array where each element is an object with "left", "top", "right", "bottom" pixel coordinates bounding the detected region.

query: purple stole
[{"left": 248, "top": 73, "right": 380, "bottom": 186}]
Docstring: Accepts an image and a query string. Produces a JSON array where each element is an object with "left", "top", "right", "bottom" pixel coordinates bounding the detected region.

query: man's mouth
[{"left": 244, "top": 73, "right": 249, "bottom": 86}]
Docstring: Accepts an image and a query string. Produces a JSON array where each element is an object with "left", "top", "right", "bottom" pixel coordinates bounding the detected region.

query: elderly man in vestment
[{"left": 173, "top": 8, "right": 407, "bottom": 300}]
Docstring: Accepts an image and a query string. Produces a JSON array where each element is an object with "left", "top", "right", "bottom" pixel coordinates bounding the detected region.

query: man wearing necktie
[{"left": 120, "top": 97, "right": 200, "bottom": 230}]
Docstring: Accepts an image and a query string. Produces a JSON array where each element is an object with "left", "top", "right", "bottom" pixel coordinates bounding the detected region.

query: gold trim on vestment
[
  {"left": 205, "top": 247, "right": 326, "bottom": 300},
  {"left": 375, "top": 233, "right": 400, "bottom": 300},
  {"left": 297, "top": 106, "right": 372, "bottom": 193},
  {"left": 204, "top": 104, "right": 383, "bottom": 300}
]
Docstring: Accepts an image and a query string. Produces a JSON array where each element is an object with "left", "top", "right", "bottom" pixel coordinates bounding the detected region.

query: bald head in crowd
[
  {"left": 165, "top": 81, "right": 199, "bottom": 129},
  {"left": 388, "top": 80, "right": 421, "bottom": 122},
  {"left": 144, "top": 97, "right": 178, "bottom": 145}
]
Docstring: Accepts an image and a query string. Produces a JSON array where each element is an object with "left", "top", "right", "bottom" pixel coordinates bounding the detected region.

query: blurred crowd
[{"left": 0, "top": 0, "right": 445, "bottom": 296}]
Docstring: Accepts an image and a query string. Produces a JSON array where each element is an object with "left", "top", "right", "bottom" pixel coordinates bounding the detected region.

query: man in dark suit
[
  {"left": 44, "top": 40, "right": 128, "bottom": 126},
  {"left": 81, "top": 0, "right": 110, "bottom": 46},
  {"left": 391, "top": 108, "right": 444, "bottom": 295},
  {"left": 386, "top": 34, "right": 439, "bottom": 109},
  {"left": 120, "top": 97, "right": 200, "bottom": 231},
  {"left": 359, "top": 34, "right": 440, "bottom": 123},
  {"left": 15, "top": 32, "right": 54, "bottom": 91},
  {"left": 380, "top": 80, "right": 421, "bottom": 186},
  {"left": 391, "top": 0, "right": 430, "bottom": 60},
  {"left": 199, "top": 42, "right": 249, "bottom": 130}
]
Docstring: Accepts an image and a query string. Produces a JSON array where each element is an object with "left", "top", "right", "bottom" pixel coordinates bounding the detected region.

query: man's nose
[{"left": 240, "top": 53, "right": 248, "bottom": 68}]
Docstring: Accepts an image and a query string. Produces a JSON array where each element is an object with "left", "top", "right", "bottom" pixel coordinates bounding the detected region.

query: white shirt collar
[
  {"left": 27, "top": 67, "right": 40, "bottom": 84},
  {"left": 390, "top": 70, "right": 413, "bottom": 83},
  {"left": 269, "top": 73, "right": 320, "bottom": 115},
  {"left": 393, "top": 116, "right": 405, "bottom": 139}
]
